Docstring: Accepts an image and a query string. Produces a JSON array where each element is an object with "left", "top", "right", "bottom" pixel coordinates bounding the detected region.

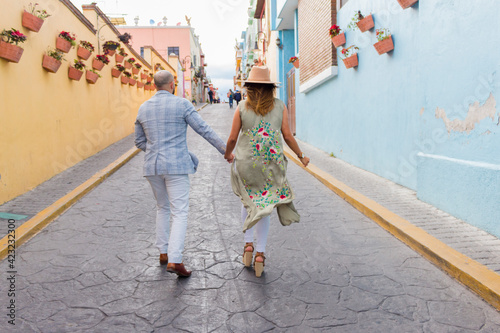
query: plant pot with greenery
[
  {"left": 0, "top": 28, "right": 27, "bottom": 63},
  {"left": 289, "top": 56, "right": 299, "bottom": 69},
  {"left": 137, "top": 81, "right": 145, "bottom": 88},
  {"left": 77, "top": 40, "right": 94, "bottom": 60},
  {"left": 348, "top": 11, "right": 374, "bottom": 32},
  {"left": 112, "top": 64, "right": 124, "bottom": 78},
  {"left": 398, "top": 0, "right": 418, "bottom": 9},
  {"left": 92, "top": 54, "right": 109, "bottom": 70},
  {"left": 124, "top": 57, "right": 135, "bottom": 69},
  {"left": 56, "top": 31, "right": 76, "bottom": 53},
  {"left": 68, "top": 59, "right": 85, "bottom": 81},
  {"left": 373, "top": 28, "right": 394, "bottom": 55},
  {"left": 121, "top": 70, "right": 131, "bottom": 84},
  {"left": 103, "top": 41, "right": 120, "bottom": 56},
  {"left": 22, "top": 3, "right": 50, "bottom": 32},
  {"left": 147, "top": 73, "right": 153, "bottom": 82},
  {"left": 133, "top": 62, "right": 142, "bottom": 74},
  {"left": 86, "top": 69, "right": 100, "bottom": 84},
  {"left": 42, "top": 48, "right": 64, "bottom": 73},
  {"left": 341, "top": 45, "right": 359, "bottom": 69},
  {"left": 115, "top": 47, "right": 127, "bottom": 63},
  {"left": 329, "top": 25, "right": 345, "bottom": 48},
  {"left": 129, "top": 75, "right": 138, "bottom": 86}
]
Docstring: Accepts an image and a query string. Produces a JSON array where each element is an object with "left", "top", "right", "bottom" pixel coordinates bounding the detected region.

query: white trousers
[
  {"left": 146, "top": 174, "right": 190, "bottom": 263},
  {"left": 242, "top": 205, "right": 270, "bottom": 252}
]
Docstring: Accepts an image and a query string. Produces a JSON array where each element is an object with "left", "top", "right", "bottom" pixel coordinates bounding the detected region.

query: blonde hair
[{"left": 244, "top": 83, "right": 276, "bottom": 116}]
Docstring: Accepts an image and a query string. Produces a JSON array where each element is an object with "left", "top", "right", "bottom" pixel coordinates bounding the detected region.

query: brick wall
[{"left": 298, "top": 0, "right": 337, "bottom": 84}]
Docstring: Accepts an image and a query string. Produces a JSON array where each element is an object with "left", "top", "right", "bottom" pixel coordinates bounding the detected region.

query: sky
[{"left": 70, "top": 0, "right": 249, "bottom": 101}]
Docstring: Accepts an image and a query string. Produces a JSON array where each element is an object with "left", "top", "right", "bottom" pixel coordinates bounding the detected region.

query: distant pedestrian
[
  {"left": 224, "top": 66, "right": 310, "bottom": 277},
  {"left": 227, "top": 89, "right": 234, "bottom": 108},
  {"left": 208, "top": 89, "right": 214, "bottom": 104},
  {"left": 234, "top": 90, "right": 242, "bottom": 105},
  {"left": 135, "top": 70, "right": 234, "bottom": 277}
]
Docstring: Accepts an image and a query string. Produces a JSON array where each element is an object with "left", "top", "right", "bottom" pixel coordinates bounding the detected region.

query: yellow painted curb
[
  {"left": 285, "top": 147, "right": 500, "bottom": 311},
  {"left": 0, "top": 147, "right": 140, "bottom": 261}
]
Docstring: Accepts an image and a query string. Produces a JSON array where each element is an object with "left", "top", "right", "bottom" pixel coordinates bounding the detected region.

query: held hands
[
  {"left": 225, "top": 153, "right": 235, "bottom": 163},
  {"left": 299, "top": 156, "right": 310, "bottom": 167}
]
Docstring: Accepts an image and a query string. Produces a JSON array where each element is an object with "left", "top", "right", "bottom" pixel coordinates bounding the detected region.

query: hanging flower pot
[
  {"left": 56, "top": 37, "right": 72, "bottom": 53},
  {"left": 0, "top": 40, "right": 24, "bottom": 63},
  {"left": 42, "top": 53, "right": 62, "bottom": 73},
  {"left": 121, "top": 76, "right": 129, "bottom": 84},
  {"left": 22, "top": 11, "right": 45, "bottom": 32},
  {"left": 141, "top": 73, "right": 147, "bottom": 80},
  {"left": 137, "top": 81, "right": 145, "bottom": 88},
  {"left": 292, "top": 60, "right": 299, "bottom": 69},
  {"left": 68, "top": 66, "right": 83, "bottom": 81},
  {"left": 374, "top": 29, "right": 394, "bottom": 55},
  {"left": 129, "top": 78, "right": 136, "bottom": 86},
  {"left": 124, "top": 61, "right": 132, "bottom": 69},
  {"left": 86, "top": 70, "right": 99, "bottom": 84},
  {"left": 357, "top": 14, "right": 374, "bottom": 32},
  {"left": 146, "top": 76, "right": 152, "bottom": 82},
  {"left": 111, "top": 68, "right": 121, "bottom": 78},
  {"left": 115, "top": 54, "right": 124, "bottom": 63},
  {"left": 77, "top": 46, "right": 91, "bottom": 60},
  {"left": 92, "top": 58, "right": 105, "bottom": 71},
  {"left": 331, "top": 32, "right": 346, "bottom": 48},
  {"left": 106, "top": 49, "right": 116, "bottom": 56},
  {"left": 397, "top": 0, "right": 418, "bottom": 9},
  {"left": 343, "top": 54, "right": 358, "bottom": 69},
  {"left": 132, "top": 67, "right": 139, "bottom": 74}
]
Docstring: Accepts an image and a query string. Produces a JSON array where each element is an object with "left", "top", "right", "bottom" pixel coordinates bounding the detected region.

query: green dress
[{"left": 231, "top": 98, "right": 300, "bottom": 232}]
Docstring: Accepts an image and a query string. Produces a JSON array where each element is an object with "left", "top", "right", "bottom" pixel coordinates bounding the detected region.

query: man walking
[
  {"left": 135, "top": 71, "right": 233, "bottom": 277},
  {"left": 208, "top": 89, "right": 214, "bottom": 104},
  {"left": 234, "top": 90, "right": 242, "bottom": 105}
]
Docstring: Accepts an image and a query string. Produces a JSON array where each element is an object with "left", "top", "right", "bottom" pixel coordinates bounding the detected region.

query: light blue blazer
[{"left": 134, "top": 91, "right": 226, "bottom": 176}]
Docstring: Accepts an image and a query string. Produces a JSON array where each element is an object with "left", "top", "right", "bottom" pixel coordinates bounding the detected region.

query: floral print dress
[{"left": 231, "top": 98, "right": 300, "bottom": 232}]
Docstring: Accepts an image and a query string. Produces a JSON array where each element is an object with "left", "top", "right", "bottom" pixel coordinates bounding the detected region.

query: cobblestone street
[{"left": 1, "top": 104, "right": 500, "bottom": 332}]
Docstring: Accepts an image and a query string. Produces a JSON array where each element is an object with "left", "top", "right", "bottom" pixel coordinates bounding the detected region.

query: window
[
  {"left": 168, "top": 47, "right": 179, "bottom": 56},
  {"left": 193, "top": 55, "right": 197, "bottom": 66}
]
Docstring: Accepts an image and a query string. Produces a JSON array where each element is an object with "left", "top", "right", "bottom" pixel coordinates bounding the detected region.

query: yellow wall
[{"left": 0, "top": 0, "right": 152, "bottom": 204}]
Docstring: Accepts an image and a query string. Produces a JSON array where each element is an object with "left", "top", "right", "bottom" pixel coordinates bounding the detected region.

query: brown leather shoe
[
  {"left": 166, "top": 263, "right": 192, "bottom": 277},
  {"left": 159, "top": 253, "right": 168, "bottom": 265}
]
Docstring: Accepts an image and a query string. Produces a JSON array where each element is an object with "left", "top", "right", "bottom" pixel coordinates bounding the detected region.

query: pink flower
[
  {"left": 256, "top": 143, "right": 261, "bottom": 150},
  {"left": 258, "top": 128, "right": 264, "bottom": 133},
  {"left": 280, "top": 195, "right": 287, "bottom": 200},
  {"left": 249, "top": 195, "right": 253, "bottom": 199},
  {"left": 262, "top": 132, "right": 269, "bottom": 137},
  {"left": 262, "top": 191, "right": 268, "bottom": 196},
  {"left": 269, "top": 148, "right": 276, "bottom": 154}
]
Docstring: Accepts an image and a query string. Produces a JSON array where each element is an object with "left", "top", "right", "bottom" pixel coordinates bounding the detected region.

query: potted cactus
[
  {"left": 22, "top": 3, "right": 50, "bottom": 32},
  {"left": 0, "top": 28, "right": 27, "bottom": 63},
  {"left": 68, "top": 59, "right": 85, "bottom": 81}
]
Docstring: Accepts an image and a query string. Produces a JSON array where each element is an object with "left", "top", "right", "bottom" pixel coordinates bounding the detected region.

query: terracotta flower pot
[
  {"left": 132, "top": 67, "right": 139, "bottom": 74},
  {"left": 357, "top": 14, "right": 374, "bottom": 32},
  {"left": 56, "top": 37, "right": 72, "bottom": 53},
  {"left": 141, "top": 73, "right": 148, "bottom": 80},
  {"left": 147, "top": 76, "right": 152, "bottom": 82},
  {"left": 374, "top": 36, "right": 394, "bottom": 55},
  {"left": 111, "top": 68, "right": 121, "bottom": 78},
  {"left": 42, "top": 54, "right": 62, "bottom": 73},
  {"left": 144, "top": 85, "right": 151, "bottom": 91},
  {"left": 86, "top": 71, "right": 99, "bottom": 84},
  {"left": 331, "top": 33, "right": 346, "bottom": 48},
  {"left": 124, "top": 61, "right": 133, "bottom": 69},
  {"left": 121, "top": 76, "right": 129, "bottom": 84},
  {"left": 342, "top": 54, "right": 358, "bottom": 69},
  {"left": 106, "top": 49, "right": 116, "bottom": 56},
  {"left": 137, "top": 82, "right": 145, "bottom": 88},
  {"left": 0, "top": 41, "right": 24, "bottom": 63},
  {"left": 129, "top": 79, "right": 136, "bottom": 86},
  {"left": 68, "top": 66, "right": 83, "bottom": 81},
  {"left": 292, "top": 60, "right": 299, "bottom": 69},
  {"left": 22, "top": 11, "right": 44, "bottom": 32},
  {"left": 397, "top": 0, "right": 418, "bottom": 9},
  {"left": 115, "top": 54, "right": 124, "bottom": 63},
  {"left": 77, "top": 46, "right": 91, "bottom": 60},
  {"left": 92, "top": 58, "right": 105, "bottom": 71}
]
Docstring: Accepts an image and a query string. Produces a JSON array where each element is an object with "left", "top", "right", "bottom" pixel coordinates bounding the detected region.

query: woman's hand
[
  {"left": 299, "top": 156, "right": 310, "bottom": 167},
  {"left": 225, "top": 153, "right": 235, "bottom": 163}
]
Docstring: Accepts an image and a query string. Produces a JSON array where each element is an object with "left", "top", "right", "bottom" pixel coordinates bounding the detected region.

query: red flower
[
  {"left": 269, "top": 148, "right": 276, "bottom": 154},
  {"left": 256, "top": 143, "right": 261, "bottom": 150},
  {"left": 258, "top": 128, "right": 264, "bottom": 133},
  {"left": 262, "top": 191, "right": 268, "bottom": 196},
  {"left": 249, "top": 195, "right": 253, "bottom": 199},
  {"left": 262, "top": 132, "right": 269, "bottom": 137},
  {"left": 280, "top": 195, "right": 287, "bottom": 200}
]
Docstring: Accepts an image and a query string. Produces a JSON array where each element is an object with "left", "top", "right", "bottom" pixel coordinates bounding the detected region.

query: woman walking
[
  {"left": 224, "top": 66, "right": 310, "bottom": 277},
  {"left": 227, "top": 89, "right": 234, "bottom": 108}
]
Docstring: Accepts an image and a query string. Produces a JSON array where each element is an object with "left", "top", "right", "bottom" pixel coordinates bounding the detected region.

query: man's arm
[
  {"left": 185, "top": 104, "right": 226, "bottom": 155},
  {"left": 134, "top": 118, "right": 147, "bottom": 152}
]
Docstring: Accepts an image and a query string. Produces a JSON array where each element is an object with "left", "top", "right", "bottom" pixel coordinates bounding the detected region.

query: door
[{"left": 286, "top": 68, "right": 296, "bottom": 135}]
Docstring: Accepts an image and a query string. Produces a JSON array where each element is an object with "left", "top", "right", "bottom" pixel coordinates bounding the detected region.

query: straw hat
[{"left": 245, "top": 66, "right": 280, "bottom": 85}]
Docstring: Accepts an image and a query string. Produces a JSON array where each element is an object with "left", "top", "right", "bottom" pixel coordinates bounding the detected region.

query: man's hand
[
  {"left": 225, "top": 153, "right": 235, "bottom": 163},
  {"left": 299, "top": 156, "right": 310, "bottom": 167}
]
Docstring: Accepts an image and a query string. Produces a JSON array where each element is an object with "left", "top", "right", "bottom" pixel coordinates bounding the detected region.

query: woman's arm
[
  {"left": 224, "top": 106, "right": 242, "bottom": 161},
  {"left": 281, "top": 105, "right": 310, "bottom": 167}
]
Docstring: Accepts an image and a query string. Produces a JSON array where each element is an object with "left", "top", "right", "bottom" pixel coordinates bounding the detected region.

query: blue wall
[
  {"left": 277, "top": 29, "right": 296, "bottom": 104},
  {"left": 295, "top": 0, "right": 500, "bottom": 236}
]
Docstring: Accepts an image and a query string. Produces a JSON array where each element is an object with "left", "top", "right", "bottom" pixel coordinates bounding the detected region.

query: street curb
[
  {"left": 0, "top": 147, "right": 141, "bottom": 261},
  {"left": 284, "top": 147, "right": 500, "bottom": 311}
]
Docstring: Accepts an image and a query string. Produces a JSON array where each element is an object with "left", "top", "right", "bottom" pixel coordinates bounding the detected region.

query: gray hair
[{"left": 154, "top": 70, "right": 174, "bottom": 87}]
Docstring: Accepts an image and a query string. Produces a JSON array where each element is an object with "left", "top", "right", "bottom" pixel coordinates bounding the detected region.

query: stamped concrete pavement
[{"left": 1, "top": 103, "right": 500, "bottom": 332}]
